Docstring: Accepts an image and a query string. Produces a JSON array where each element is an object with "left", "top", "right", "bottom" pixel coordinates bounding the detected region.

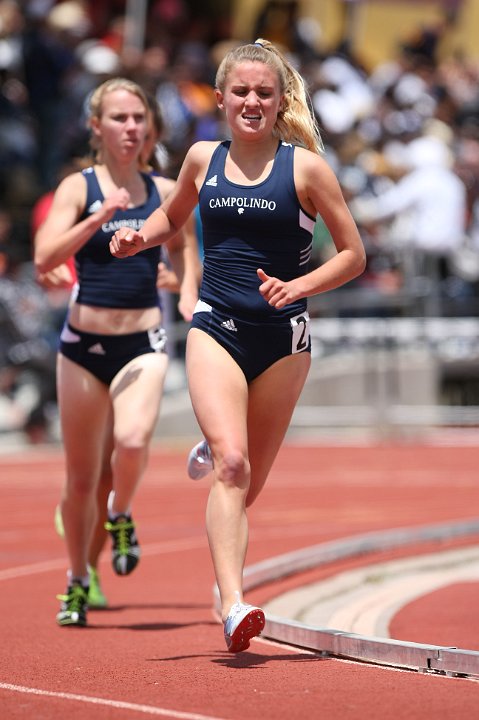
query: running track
[{"left": 1, "top": 439, "right": 479, "bottom": 719}]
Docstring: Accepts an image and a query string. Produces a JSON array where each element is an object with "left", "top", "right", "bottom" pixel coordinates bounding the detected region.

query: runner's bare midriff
[{"left": 69, "top": 303, "right": 162, "bottom": 335}]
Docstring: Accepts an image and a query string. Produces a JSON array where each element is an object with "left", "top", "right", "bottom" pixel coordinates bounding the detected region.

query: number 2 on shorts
[{"left": 290, "top": 311, "right": 310, "bottom": 354}]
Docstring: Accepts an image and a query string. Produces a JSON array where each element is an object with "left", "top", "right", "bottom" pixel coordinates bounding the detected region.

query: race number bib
[
  {"left": 148, "top": 325, "right": 167, "bottom": 353},
  {"left": 290, "top": 311, "right": 310, "bottom": 354}
]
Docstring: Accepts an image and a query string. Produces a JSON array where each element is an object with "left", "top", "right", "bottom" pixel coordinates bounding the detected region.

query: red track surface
[{"left": 1, "top": 440, "right": 479, "bottom": 719}]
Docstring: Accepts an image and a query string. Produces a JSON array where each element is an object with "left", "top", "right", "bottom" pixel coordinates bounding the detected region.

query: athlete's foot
[
  {"left": 223, "top": 595, "right": 265, "bottom": 653},
  {"left": 105, "top": 513, "right": 140, "bottom": 575}
]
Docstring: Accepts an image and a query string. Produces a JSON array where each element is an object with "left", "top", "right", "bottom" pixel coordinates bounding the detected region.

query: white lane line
[
  {"left": 0, "top": 558, "right": 66, "bottom": 581},
  {"left": 0, "top": 536, "right": 208, "bottom": 581},
  {"left": 0, "top": 524, "right": 324, "bottom": 582},
  {"left": 0, "top": 683, "right": 227, "bottom": 720}
]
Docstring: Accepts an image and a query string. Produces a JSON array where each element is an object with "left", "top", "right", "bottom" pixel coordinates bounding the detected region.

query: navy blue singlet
[
  {"left": 198, "top": 141, "right": 315, "bottom": 319},
  {"left": 75, "top": 168, "right": 162, "bottom": 309}
]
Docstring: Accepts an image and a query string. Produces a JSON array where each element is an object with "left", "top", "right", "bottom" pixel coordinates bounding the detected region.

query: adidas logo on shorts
[
  {"left": 221, "top": 319, "right": 237, "bottom": 332},
  {"left": 88, "top": 342, "right": 106, "bottom": 355}
]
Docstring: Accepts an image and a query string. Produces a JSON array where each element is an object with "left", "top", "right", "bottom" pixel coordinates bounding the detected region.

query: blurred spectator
[
  {"left": 349, "top": 134, "right": 467, "bottom": 314},
  {"left": 253, "top": 0, "right": 321, "bottom": 59},
  {"left": 154, "top": 41, "right": 218, "bottom": 169},
  {"left": 351, "top": 135, "right": 466, "bottom": 255},
  {"left": 0, "top": 209, "right": 57, "bottom": 441},
  {"left": 0, "top": 1, "right": 36, "bottom": 204},
  {"left": 21, "top": 1, "right": 91, "bottom": 190}
]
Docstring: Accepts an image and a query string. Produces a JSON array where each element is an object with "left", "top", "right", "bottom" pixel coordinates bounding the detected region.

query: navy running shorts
[
  {"left": 59, "top": 322, "right": 167, "bottom": 386},
  {"left": 189, "top": 300, "right": 311, "bottom": 383}
]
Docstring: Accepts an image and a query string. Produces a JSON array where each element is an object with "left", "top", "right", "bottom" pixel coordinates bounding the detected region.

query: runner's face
[
  {"left": 94, "top": 89, "right": 148, "bottom": 160},
  {"left": 216, "top": 61, "right": 283, "bottom": 140}
]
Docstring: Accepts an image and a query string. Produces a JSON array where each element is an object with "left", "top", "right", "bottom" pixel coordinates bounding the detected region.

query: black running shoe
[
  {"left": 56, "top": 581, "right": 89, "bottom": 627},
  {"left": 104, "top": 513, "right": 140, "bottom": 575}
]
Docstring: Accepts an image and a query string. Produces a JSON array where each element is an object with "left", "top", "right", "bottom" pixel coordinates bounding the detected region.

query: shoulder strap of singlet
[
  {"left": 273, "top": 141, "right": 294, "bottom": 175},
  {"left": 204, "top": 141, "right": 230, "bottom": 178},
  {"left": 81, "top": 167, "right": 102, "bottom": 195},
  {"left": 143, "top": 172, "right": 162, "bottom": 205},
  {"left": 78, "top": 167, "right": 101, "bottom": 218}
]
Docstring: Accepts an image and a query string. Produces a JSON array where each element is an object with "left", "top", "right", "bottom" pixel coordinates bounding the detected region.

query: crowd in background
[{"left": 2, "top": 0, "right": 479, "bottom": 441}]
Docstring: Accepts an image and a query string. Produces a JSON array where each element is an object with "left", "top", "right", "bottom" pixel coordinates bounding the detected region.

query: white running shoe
[
  {"left": 224, "top": 597, "right": 265, "bottom": 653},
  {"left": 187, "top": 440, "right": 213, "bottom": 480}
]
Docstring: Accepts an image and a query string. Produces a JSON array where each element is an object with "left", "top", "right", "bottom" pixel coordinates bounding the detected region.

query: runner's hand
[
  {"left": 257, "top": 268, "right": 297, "bottom": 309},
  {"left": 110, "top": 227, "right": 145, "bottom": 258}
]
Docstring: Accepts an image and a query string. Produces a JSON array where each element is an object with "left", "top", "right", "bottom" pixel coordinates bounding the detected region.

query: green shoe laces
[
  {"left": 105, "top": 518, "right": 136, "bottom": 556},
  {"left": 57, "top": 584, "right": 88, "bottom": 611}
]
